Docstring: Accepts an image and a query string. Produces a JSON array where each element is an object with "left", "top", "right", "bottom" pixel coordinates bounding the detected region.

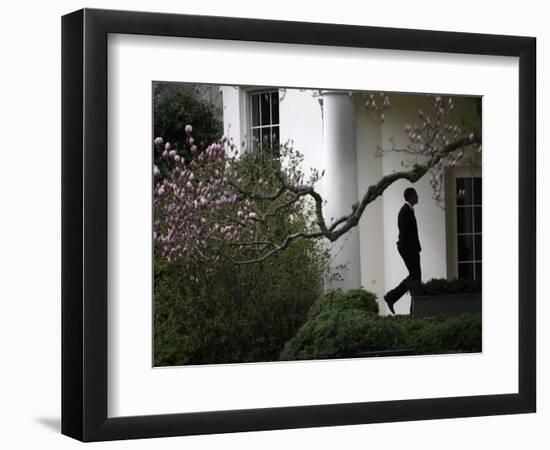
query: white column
[{"left": 322, "top": 91, "right": 361, "bottom": 291}]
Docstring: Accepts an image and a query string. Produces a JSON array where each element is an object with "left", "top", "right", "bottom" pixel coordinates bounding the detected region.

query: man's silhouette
[{"left": 384, "top": 187, "right": 422, "bottom": 315}]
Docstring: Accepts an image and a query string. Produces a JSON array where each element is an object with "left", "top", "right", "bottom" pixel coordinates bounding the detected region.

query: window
[
  {"left": 455, "top": 177, "right": 482, "bottom": 280},
  {"left": 249, "top": 91, "right": 280, "bottom": 151}
]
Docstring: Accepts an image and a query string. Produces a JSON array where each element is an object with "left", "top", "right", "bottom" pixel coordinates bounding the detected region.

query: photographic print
[
  {"left": 62, "top": 9, "right": 536, "bottom": 440},
  {"left": 152, "top": 83, "right": 482, "bottom": 367}
]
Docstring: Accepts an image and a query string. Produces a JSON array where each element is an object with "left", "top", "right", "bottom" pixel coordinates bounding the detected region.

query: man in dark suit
[{"left": 384, "top": 187, "right": 422, "bottom": 315}]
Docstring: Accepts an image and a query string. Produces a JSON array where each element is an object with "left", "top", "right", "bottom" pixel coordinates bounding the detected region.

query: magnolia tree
[
  {"left": 153, "top": 125, "right": 320, "bottom": 272},
  {"left": 154, "top": 94, "right": 481, "bottom": 269}
]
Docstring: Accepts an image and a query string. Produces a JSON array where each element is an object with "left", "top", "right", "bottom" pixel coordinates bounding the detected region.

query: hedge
[
  {"left": 280, "top": 288, "right": 481, "bottom": 361},
  {"left": 411, "top": 278, "right": 482, "bottom": 296},
  {"left": 280, "top": 309, "right": 406, "bottom": 360},
  {"left": 307, "top": 288, "right": 379, "bottom": 320}
]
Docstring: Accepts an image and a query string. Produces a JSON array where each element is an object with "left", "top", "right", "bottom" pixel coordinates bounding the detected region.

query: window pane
[
  {"left": 261, "top": 92, "right": 271, "bottom": 126},
  {"left": 475, "top": 263, "right": 482, "bottom": 281},
  {"left": 473, "top": 177, "right": 482, "bottom": 205},
  {"left": 457, "top": 207, "right": 473, "bottom": 234},
  {"left": 252, "top": 128, "right": 260, "bottom": 149},
  {"left": 260, "top": 129, "right": 270, "bottom": 145},
  {"left": 474, "top": 206, "right": 482, "bottom": 233},
  {"left": 271, "top": 92, "right": 279, "bottom": 125},
  {"left": 251, "top": 94, "right": 260, "bottom": 127},
  {"left": 457, "top": 234, "right": 474, "bottom": 261},
  {"left": 458, "top": 263, "right": 474, "bottom": 280},
  {"left": 475, "top": 234, "right": 482, "bottom": 261},
  {"left": 271, "top": 126, "right": 280, "bottom": 151},
  {"left": 456, "top": 178, "right": 473, "bottom": 205}
]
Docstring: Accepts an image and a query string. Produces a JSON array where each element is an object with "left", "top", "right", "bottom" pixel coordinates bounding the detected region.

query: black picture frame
[{"left": 62, "top": 8, "right": 536, "bottom": 442}]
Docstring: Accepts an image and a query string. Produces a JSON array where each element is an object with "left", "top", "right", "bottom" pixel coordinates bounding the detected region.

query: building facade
[{"left": 220, "top": 87, "right": 481, "bottom": 315}]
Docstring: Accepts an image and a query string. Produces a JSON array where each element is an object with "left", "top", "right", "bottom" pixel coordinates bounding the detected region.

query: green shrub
[
  {"left": 412, "top": 313, "right": 482, "bottom": 354},
  {"left": 280, "top": 309, "right": 406, "bottom": 361},
  {"left": 307, "top": 288, "right": 379, "bottom": 320},
  {"left": 153, "top": 82, "right": 222, "bottom": 153},
  {"left": 154, "top": 230, "right": 328, "bottom": 366},
  {"left": 411, "top": 278, "right": 481, "bottom": 296},
  {"left": 153, "top": 82, "right": 223, "bottom": 179},
  {"left": 377, "top": 313, "right": 481, "bottom": 354},
  {"left": 154, "top": 147, "right": 330, "bottom": 366},
  {"left": 280, "top": 307, "right": 481, "bottom": 361}
]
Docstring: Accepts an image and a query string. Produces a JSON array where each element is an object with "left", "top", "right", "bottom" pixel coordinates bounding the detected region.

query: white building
[{"left": 220, "top": 87, "right": 481, "bottom": 315}]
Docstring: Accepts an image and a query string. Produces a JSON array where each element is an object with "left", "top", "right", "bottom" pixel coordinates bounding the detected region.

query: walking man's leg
[
  {"left": 405, "top": 251, "right": 421, "bottom": 314},
  {"left": 385, "top": 247, "right": 421, "bottom": 314}
]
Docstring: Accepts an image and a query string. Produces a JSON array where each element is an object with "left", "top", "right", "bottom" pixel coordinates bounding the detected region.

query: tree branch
[
  {"left": 222, "top": 230, "right": 324, "bottom": 265},
  {"left": 322, "top": 135, "right": 479, "bottom": 241},
  {"left": 224, "top": 134, "right": 478, "bottom": 264}
]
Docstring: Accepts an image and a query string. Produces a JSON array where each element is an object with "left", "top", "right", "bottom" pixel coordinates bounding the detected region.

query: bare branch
[
  {"left": 222, "top": 230, "right": 324, "bottom": 265},
  {"left": 322, "top": 135, "right": 479, "bottom": 241},
  {"left": 220, "top": 135, "right": 477, "bottom": 263}
]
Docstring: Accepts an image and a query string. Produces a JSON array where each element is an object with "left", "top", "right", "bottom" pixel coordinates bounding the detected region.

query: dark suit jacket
[{"left": 397, "top": 203, "right": 421, "bottom": 253}]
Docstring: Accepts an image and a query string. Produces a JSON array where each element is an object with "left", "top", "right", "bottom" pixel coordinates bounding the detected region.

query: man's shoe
[{"left": 384, "top": 294, "right": 396, "bottom": 315}]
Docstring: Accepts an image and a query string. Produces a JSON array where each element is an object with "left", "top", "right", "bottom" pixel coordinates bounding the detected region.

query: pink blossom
[
  {"left": 185, "top": 124, "right": 193, "bottom": 134},
  {"left": 154, "top": 124, "right": 317, "bottom": 267},
  {"left": 154, "top": 137, "right": 164, "bottom": 145},
  {"left": 153, "top": 165, "right": 160, "bottom": 177},
  {"left": 165, "top": 142, "right": 171, "bottom": 151}
]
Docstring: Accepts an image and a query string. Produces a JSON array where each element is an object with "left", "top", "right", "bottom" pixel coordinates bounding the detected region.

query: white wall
[
  {"left": 220, "top": 86, "right": 244, "bottom": 146},
  {"left": 356, "top": 107, "right": 387, "bottom": 308},
  {"left": 0, "top": 1, "right": 547, "bottom": 450},
  {"left": 279, "top": 89, "right": 324, "bottom": 187}
]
